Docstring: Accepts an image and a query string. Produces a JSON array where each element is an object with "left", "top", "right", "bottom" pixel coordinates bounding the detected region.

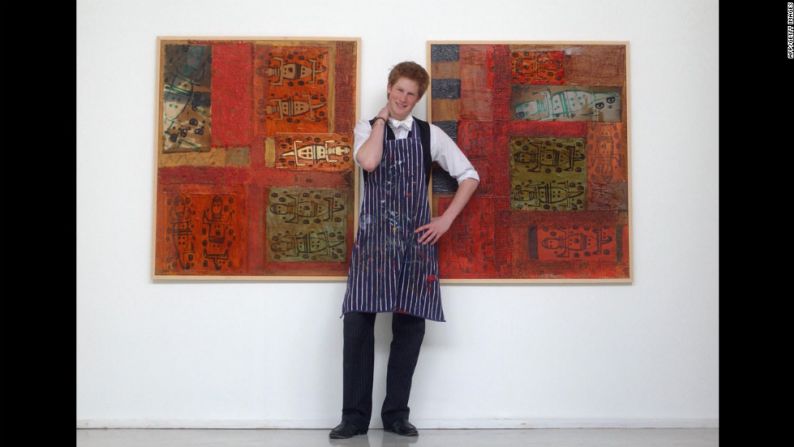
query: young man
[{"left": 330, "top": 61, "right": 479, "bottom": 439}]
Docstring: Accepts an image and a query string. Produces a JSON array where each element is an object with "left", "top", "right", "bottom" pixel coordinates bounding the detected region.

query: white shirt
[{"left": 353, "top": 116, "right": 480, "bottom": 184}]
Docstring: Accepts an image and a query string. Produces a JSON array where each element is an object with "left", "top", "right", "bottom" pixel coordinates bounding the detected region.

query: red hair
[{"left": 387, "top": 61, "right": 430, "bottom": 98}]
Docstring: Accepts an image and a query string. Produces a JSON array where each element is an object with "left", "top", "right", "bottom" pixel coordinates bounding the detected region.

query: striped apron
[{"left": 341, "top": 121, "right": 444, "bottom": 322}]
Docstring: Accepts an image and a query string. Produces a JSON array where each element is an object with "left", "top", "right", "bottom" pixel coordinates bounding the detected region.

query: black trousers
[{"left": 342, "top": 311, "right": 426, "bottom": 428}]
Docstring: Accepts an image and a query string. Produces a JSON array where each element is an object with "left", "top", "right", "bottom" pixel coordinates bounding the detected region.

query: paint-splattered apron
[{"left": 342, "top": 121, "right": 444, "bottom": 322}]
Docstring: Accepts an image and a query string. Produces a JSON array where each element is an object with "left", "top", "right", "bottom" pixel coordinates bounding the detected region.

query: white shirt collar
[{"left": 389, "top": 115, "right": 413, "bottom": 130}]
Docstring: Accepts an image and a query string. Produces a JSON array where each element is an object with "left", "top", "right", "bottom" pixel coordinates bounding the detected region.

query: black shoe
[
  {"left": 383, "top": 419, "right": 418, "bottom": 436},
  {"left": 329, "top": 420, "right": 368, "bottom": 439}
]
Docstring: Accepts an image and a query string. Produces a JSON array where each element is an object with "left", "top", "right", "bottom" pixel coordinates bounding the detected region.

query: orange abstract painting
[
  {"left": 154, "top": 38, "right": 359, "bottom": 278},
  {"left": 429, "top": 42, "right": 631, "bottom": 282}
]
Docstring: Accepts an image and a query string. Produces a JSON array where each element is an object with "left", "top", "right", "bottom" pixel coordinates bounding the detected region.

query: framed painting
[
  {"left": 153, "top": 36, "right": 359, "bottom": 279},
  {"left": 428, "top": 41, "right": 632, "bottom": 283}
]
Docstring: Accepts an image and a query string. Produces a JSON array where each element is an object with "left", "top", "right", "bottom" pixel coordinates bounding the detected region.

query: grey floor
[{"left": 76, "top": 428, "right": 718, "bottom": 447}]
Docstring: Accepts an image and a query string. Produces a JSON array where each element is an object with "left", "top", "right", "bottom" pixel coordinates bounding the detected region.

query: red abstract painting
[
  {"left": 154, "top": 38, "right": 359, "bottom": 278},
  {"left": 429, "top": 42, "right": 631, "bottom": 282}
]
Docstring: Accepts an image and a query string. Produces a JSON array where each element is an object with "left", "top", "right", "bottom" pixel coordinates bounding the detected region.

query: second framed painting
[{"left": 427, "top": 41, "right": 632, "bottom": 283}]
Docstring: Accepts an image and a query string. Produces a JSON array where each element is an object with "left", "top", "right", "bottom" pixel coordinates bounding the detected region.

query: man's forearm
[
  {"left": 356, "top": 121, "right": 386, "bottom": 172},
  {"left": 440, "top": 178, "right": 479, "bottom": 223}
]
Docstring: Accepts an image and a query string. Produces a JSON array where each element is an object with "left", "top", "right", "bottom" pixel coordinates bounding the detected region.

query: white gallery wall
[{"left": 77, "top": 0, "right": 718, "bottom": 428}]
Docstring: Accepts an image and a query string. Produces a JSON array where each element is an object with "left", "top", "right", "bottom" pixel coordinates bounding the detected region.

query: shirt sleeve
[
  {"left": 429, "top": 124, "right": 480, "bottom": 184},
  {"left": 352, "top": 119, "right": 372, "bottom": 167}
]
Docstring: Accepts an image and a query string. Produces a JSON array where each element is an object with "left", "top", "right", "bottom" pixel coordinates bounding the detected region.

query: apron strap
[{"left": 414, "top": 118, "right": 433, "bottom": 187}]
